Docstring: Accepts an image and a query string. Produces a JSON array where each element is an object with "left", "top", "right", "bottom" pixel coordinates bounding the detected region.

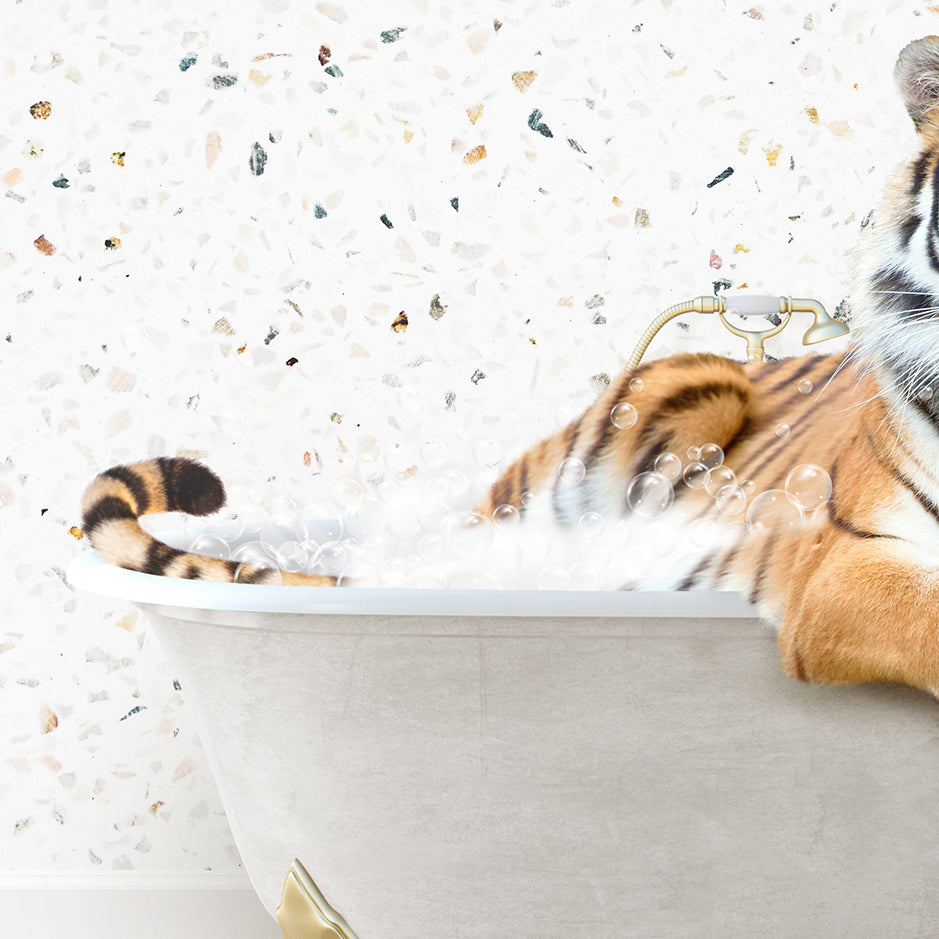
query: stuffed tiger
[{"left": 80, "top": 36, "right": 939, "bottom": 696}]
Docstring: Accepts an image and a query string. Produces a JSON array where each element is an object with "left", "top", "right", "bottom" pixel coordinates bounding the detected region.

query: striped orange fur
[{"left": 80, "top": 37, "right": 939, "bottom": 695}]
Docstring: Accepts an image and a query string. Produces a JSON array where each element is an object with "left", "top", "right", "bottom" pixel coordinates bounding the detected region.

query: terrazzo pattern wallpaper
[{"left": 2, "top": 0, "right": 934, "bottom": 872}]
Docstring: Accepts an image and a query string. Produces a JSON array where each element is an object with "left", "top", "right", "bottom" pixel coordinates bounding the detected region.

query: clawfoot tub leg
[{"left": 277, "top": 859, "right": 360, "bottom": 939}]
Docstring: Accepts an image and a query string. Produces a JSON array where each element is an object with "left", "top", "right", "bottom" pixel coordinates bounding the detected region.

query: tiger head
[{"left": 852, "top": 35, "right": 939, "bottom": 421}]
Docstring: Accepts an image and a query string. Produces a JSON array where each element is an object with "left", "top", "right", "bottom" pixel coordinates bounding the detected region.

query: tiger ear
[{"left": 895, "top": 36, "right": 939, "bottom": 130}]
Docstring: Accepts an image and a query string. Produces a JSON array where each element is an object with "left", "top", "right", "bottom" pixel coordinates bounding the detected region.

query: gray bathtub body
[{"left": 69, "top": 548, "right": 939, "bottom": 938}]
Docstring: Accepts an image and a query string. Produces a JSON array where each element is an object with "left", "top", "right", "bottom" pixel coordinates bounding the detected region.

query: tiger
[{"left": 79, "top": 35, "right": 939, "bottom": 697}]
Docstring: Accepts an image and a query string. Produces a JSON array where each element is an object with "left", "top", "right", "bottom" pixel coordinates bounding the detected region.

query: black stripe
[
  {"left": 928, "top": 226, "right": 939, "bottom": 273},
  {"left": 647, "top": 381, "right": 748, "bottom": 425},
  {"left": 763, "top": 356, "right": 821, "bottom": 395},
  {"left": 233, "top": 565, "right": 273, "bottom": 584},
  {"left": 81, "top": 495, "right": 137, "bottom": 535},
  {"left": 827, "top": 506, "right": 888, "bottom": 539},
  {"left": 100, "top": 465, "right": 150, "bottom": 514},
  {"left": 900, "top": 213, "right": 922, "bottom": 250},
  {"left": 870, "top": 266, "right": 936, "bottom": 321},
  {"left": 184, "top": 563, "right": 202, "bottom": 580},
  {"left": 488, "top": 471, "right": 512, "bottom": 512},
  {"left": 826, "top": 455, "right": 892, "bottom": 540},
  {"left": 142, "top": 540, "right": 184, "bottom": 576},
  {"left": 676, "top": 556, "right": 711, "bottom": 591},
  {"left": 517, "top": 461, "right": 530, "bottom": 519},
  {"left": 930, "top": 155, "right": 939, "bottom": 265},
  {"left": 155, "top": 457, "right": 176, "bottom": 509},
  {"left": 718, "top": 413, "right": 757, "bottom": 466},
  {"left": 911, "top": 150, "right": 931, "bottom": 196},
  {"left": 864, "top": 429, "right": 939, "bottom": 529}
]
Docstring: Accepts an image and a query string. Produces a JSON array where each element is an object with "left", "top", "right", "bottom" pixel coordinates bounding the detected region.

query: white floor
[{"left": 0, "top": 874, "right": 281, "bottom": 939}]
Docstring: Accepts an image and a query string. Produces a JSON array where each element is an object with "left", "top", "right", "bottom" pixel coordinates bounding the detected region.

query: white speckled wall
[{"left": 1, "top": 0, "right": 934, "bottom": 873}]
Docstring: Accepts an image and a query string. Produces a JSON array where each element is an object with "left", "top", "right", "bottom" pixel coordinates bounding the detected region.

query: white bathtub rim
[{"left": 66, "top": 548, "right": 758, "bottom": 619}]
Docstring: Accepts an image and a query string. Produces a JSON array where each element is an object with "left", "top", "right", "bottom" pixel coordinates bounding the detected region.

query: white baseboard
[{"left": 0, "top": 872, "right": 282, "bottom": 939}]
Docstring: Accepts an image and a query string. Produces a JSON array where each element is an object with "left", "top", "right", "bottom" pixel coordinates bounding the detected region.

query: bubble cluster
[{"left": 179, "top": 430, "right": 834, "bottom": 594}]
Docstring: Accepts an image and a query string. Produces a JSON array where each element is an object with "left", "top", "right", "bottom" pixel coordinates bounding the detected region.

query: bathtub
[{"left": 67, "top": 524, "right": 939, "bottom": 938}]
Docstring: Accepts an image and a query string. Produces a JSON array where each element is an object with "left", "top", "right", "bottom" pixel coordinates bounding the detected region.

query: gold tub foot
[{"left": 277, "top": 859, "right": 360, "bottom": 939}]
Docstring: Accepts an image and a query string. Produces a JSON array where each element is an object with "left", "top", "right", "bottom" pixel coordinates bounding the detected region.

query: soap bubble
[
  {"left": 686, "top": 445, "right": 701, "bottom": 461},
  {"left": 332, "top": 477, "right": 365, "bottom": 512},
  {"left": 189, "top": 533, "right": 231, "bottom": 559},
  {"left": 348, "top": 495, "right": 385, "bottom": 524},
  {"left": 520, "top": 488, "right": 535, "bottom": 507},
  {"left": 279, "top": 540, "right": 309, "bottom": 571},
  {"left": 537, "top": 564, "right": 572, "bottom": 590},
  {"left": 418, "top": 532, "right": 446, "bottom": 561},
  {"left": 384, "top": 444, "right": 415, "bottom": 474},
  {"left": 798, "top": 379, "right": 814, "bottom": 395},
  {"left": 626, "top": 471, "right": 674, "bottom": 518},
  {"left": 698, "top": 443, "right": 724, "bottom": 468},
  {"left": 558, "top": 457, "right": 586, "bottom": 484},
  {"left": 705, "top": 465, "right": 736, "bottom": 496},
  {"left": 303, "top": 505, "right": 344, "bottom": 543},
  {"left": 313, "top": 540, "right": 351, "bottom": 576},
  {"left": 746, "top": 489, "right": 803, "bottom": 534},
  {"left": 628, "top": 377, "right": 645, "bottom": 393},
  {"left": 447, "top": 511, "right": 493, "bottom": 558},
  {"left": 183, "top": 516, "right": 208, "bottom": 540},
  {"left": 231, "top": 541, "right": 283, "bottom": 585},
  {"left": 455, "top": 571, "right": 502, "bottom": 590},
  {"left": 784, "top": 463, "right": 832, "bottom": 512},
  {"left": 384, "top": 497, "right": 422, "bottom": 538},
  {"left": 568, "top": 562, "right": 604, "bottom": 590},
  {"left": 419, "top": 437, "right": 447, "bottom": 465},
  {"left": 232, "top": 540, "right": 283, "bottom": 567},
  {"left": 653, "top": 451, "right": 682, "bottom": 482},
  {"left": 687, "top": 517, "right": 718, "bottom": 548},
  {"left": 740, "top": 479, "right": 756, "bottom": 495},
  {"left": 412, "top": 566, "right": 448, "bottom": 589},
  {"left": 233, "top": 561, "right": 282, "bottom": 585},
  {"left": 577, "top": 510, "right": 605, "bottom": 533},
  {"left": 610, "top": 402, "right": 638, "bottom": 429},
  {"left": 704, "top": 463, "right": 737, "bottom": 496},
  {"left": 269, "top": 494, "right": 298, "bottom": 520},
  {"left": 715, "top": 484, "right": 747, "bottom": 516},
  {"left": 422, "top": 475, "right": 451, "bottom": 503},
  {"left": 493, "top": 503, "right": 520, "bottom": 528},
  {"left": 473, "top": 437, "right": 501, "bottom": 467},
  {"left": 259, "top": 519, "right": 300, "bottom": 549},
  {"left": 381, "top": 556, "right": 410, "bottom": 587},
  {"left": 441, "top": 467, "right": 470, "bottom": 499},
  {"left": 775, "top": 423, "right": 790, "bottom": 439},
  {"left": 418, "top": 500, "right": 450, "bottom": 532},
  {"left": 478, "top": 536, "right": 523, "bottom": 579},
  {"left": 682, "top": 461, "right": 708, "bottom": 489}
]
